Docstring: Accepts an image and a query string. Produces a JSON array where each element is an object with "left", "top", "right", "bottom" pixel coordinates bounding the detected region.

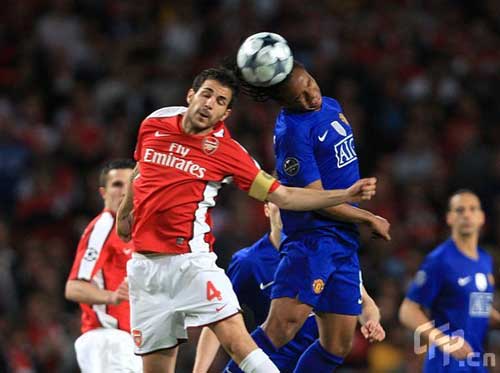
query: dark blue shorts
[{"left": 271, "top": 235, "right": 362, "bottom": 315}]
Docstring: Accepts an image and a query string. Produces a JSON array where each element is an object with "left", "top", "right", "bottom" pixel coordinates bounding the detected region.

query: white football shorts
[
  {"left": 127, "top": 251, "right": 241, "bottom": 354},
  {"left": 74, "top": 328, "right": 142, "bottom": 373}
]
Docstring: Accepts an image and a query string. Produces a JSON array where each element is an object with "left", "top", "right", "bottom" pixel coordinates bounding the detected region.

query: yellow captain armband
[{"left": 248, "top": 170, "right": 277, "bottom": 201}]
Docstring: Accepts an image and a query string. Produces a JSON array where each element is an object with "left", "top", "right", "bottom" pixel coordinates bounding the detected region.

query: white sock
[{"left": 238, "top": 348, "right": 280, "bottom": 373}]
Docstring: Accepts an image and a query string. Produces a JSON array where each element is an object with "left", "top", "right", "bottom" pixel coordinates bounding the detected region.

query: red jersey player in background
[
  {"left": 117, "top": 67, "right": 377, "bottom": 373},
  {"left": 65, "top": 159, "right": 142, "bottom": 373}
]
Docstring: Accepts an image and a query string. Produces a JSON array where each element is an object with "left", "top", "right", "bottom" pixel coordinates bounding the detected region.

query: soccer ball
[{"left": 237, "top": 32, "right": 294, "bottom": 87}]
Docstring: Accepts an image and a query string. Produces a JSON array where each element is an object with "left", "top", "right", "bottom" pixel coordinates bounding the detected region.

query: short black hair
[
  {"left": 192, "top": 67, "right": 240, "bottom": 108},
  {"left": 99, "top": 159, "right": 135, "bottom": 187},
  {"left": 447, "top": 189, "right": 480, "bottom": 210}
]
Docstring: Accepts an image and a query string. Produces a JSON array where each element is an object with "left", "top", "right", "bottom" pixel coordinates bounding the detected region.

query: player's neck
[
  {"left": 104, "top": 202, "right": 117, "bottom": 214},
  {"left": 269, "top": 229, "right": 281, "bottom": 250},
  {"left": 452, "top": 234, "right": 479, "bottom": 259}
]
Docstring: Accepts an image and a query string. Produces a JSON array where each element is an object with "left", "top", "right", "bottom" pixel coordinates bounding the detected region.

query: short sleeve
[
  {"left": 133, "top": 119, "right": 148, "bottom": 161},
  {"left": 406, "top": 256, "right": 443, "bottom": 309},
  {"left": 279, "top": 127, "right": 321, "bottom": 187},
  {"left": 226, "top": 140, "right": 280, "bottom": 201},
  {"left": 68, "top": 213, "right": 114, "bottom": 281}
]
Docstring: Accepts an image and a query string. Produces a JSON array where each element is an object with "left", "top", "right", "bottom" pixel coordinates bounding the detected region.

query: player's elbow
[
  {"left": 398, "top": 299, "right": 415, "bottom": 328},
  {"left": 65, "top": 281, "right": 78, "bottom": 302},
  {"left": 64, "top": 282, "right": 73, "bottom": 301}
]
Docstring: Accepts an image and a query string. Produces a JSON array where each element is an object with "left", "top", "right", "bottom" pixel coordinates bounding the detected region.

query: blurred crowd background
[{"left": 1, "top": 0, "right": 499, "bottom": 372}]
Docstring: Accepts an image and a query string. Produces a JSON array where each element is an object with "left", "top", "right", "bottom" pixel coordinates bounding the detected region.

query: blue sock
[
  {"left": 293, "top": 340, "right": 344, "bottom": 372},
  {"left": 224, "top": 327, "right": 278, "bottom": 373}
]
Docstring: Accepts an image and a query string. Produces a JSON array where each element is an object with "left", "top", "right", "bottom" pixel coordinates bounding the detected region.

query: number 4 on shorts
[{"left": 206, "top": 281, "right": 222, "bottom": 301}]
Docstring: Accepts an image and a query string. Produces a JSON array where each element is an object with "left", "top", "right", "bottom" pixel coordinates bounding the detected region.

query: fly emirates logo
[{"left": 143, "top": 143, "right": 206, "bottom": 178}]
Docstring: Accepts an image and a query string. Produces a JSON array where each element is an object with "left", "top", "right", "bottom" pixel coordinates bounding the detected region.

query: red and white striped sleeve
[{"left": 68, "top": 212, "right": 115, "bottom": 281}]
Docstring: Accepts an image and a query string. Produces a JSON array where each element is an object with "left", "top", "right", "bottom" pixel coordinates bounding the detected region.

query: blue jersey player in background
[
  {"left": 193, "top": 202, "right": 386, "bottom": 373},
  {"left": 228, "top": 60, "right": 392, "bottom": 372},
  {"left": 399, "top": 190, "right": 500, "bottom": 372}
]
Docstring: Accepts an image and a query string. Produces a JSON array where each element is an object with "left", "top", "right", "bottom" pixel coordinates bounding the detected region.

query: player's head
[
  {"left": 264, "top": 201, "right": 282, "bottom": 232},
  {"left": 184, "top": 67, "right": 239, "bottom": 133},
  {"left": 99, "top": 159, "right": 135, "bottom": 212},
  {"left": 446, "top": 189, "right": 485, "bottom": 237},
  {"left": 231, "top": 60, "right": 322, "bottom": 112},
  {"left": 270, "top": 62, "right": 322, "bottom": 112}
]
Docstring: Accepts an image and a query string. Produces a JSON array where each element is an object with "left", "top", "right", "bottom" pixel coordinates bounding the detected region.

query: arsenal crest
[
  {"left": 202, "top": 136, "right": 219, "bottom": 155},
  {"left": 132, "top": 329, "right": 143, "bottom": 347}
]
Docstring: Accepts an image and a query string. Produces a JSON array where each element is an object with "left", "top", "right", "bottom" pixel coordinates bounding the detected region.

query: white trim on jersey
[
  {"left": 231, "top": 139, "right": 262, "bottom": 169},
  {"left": 146, "top": 106, "right": 187, "bottom": 119},
  {"left": 77, "top": 212, "right": 114, "bottom": 280},
  {"left": 188, "top": 177, "right": 231, "bottom": 253},
  {"left": 92, "top": 269, "right": 119, "bottom": 329}
]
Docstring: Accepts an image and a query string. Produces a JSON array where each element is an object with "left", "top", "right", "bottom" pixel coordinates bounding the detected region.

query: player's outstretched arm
[
  {"left": 267, "top": 177, "right": 377, "bottom": 211},
  {"left": 65, "top": 279, "right": 129, "bottom": 305},
  {"left": 358, "top": 285, "right": 385, "bottom": 342},
  {"left": 193, "top": 327, "right": 222, "bottom": 373},
  {"left": 399, "top": 298, "right": 473, "bottom": 360},
  {"left": 306, "top": 179, "right": 391, "bottom": 241},
  {"left": 116, "top": 164, "right": 138, "bottom": 242}
]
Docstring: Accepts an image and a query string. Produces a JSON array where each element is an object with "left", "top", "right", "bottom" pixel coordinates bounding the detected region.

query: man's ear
[
  {"left": 98, "top": 186, "right": 106, "bottom": 201},
  {"left": 186, "top": 89, "right": 195, "bottom": 104},
  {"left": 220, "top": 108, "right": 231, "bottom": 122}
]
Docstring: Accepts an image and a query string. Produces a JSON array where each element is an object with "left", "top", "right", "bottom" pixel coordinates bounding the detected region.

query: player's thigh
[
  {"left": 75, "top": 328, "right": 143, "bottom": 373},
  {"left": 141, "top": 346, "right": 178, "bottom": 373},
  {"left": 74, "top": 330, "right": 106, "bottom": 373},
  {"left": 315, "top": 253, "right": 363, "bottom": 315},
  {"left": 128, "top": 254, "right": 188, "bottom": 354},
  {"left": 265, "top": 297, "right": 312, "bottom": 329},
  {"left": 271, "top": 237, "right": 339, "bottom": 311},
  {"left": 315, "top": 312, "right": 357, "bottom": 353},
  {"left": 106, "top": 329, "right": 143, "bottom": 373},
  {"left": 181, "top": 253, "right": 241, "bottom": 328}
]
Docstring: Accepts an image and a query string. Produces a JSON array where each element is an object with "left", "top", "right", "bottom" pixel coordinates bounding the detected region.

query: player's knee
[
  {"left": 219, "top": 335, "right": 250, "bottom": 360},
  {"left": 324, "top": 335, "right": 353, "bottom": 357},
  {"left": 265, "top": 316, "right": 302, "bottom": 347}
]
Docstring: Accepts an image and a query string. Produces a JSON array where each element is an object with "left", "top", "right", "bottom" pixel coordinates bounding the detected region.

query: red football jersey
[
  {"left": 132, "top": 106, "right": 279, "bottom": 254},
  {"left": 68, "top": 209, "right": 133, "bottom": 334}
]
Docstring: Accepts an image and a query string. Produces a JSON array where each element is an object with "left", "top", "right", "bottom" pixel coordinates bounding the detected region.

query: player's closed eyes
[{"left": 112, "top": 181, "right": 124, "bottom": 188}]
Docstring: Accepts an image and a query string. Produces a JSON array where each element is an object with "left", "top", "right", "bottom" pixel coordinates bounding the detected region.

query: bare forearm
[
  {"left": 116, "top": 165, "right": 137, "bottom": 240},
  {"left": 318, "top": 203, "right": 376, "bottom": 224},
  {"left": 399, "top": 299, "right": 446, "bottom": 344},
  {"left": 268, "top": 185, "right": 348, "bottom": 211},
  {"left": 193, "top": 327, "right": 221, "bottom": 373},
  {"left": 65, "top": 280, "right": 112, "bottom": 305},
  {"left": 359, "top": 288, "right": 380, "bottom": 325},
  {"left": 306, "top": 180, "right": 375, "bottom": 224},
  {"left": 117, "top": 165, "right": 137, "bottom": 219}
]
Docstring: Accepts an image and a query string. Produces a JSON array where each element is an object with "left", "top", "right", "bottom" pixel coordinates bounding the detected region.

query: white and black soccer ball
[{"left": 237, "top": 32, "right": 294, "bottom": 87}]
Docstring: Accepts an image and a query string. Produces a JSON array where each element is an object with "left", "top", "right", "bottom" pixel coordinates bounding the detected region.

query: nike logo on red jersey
[{"left": 154, "top": 131, "right": 169, "bottom": 137}]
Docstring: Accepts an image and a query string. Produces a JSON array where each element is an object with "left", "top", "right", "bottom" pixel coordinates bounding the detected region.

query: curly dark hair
[
  {"left": 221, "top": 56, "right": 302, "bottom": 104},
  {"left": 192, "top": 67, "right": 240, "bottom": 108}
]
